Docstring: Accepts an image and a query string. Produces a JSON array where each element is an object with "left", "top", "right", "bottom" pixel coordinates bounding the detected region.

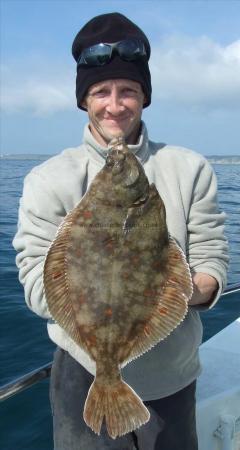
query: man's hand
[{"left": 189, "top": 272, "right": 218, "bottom": 306}]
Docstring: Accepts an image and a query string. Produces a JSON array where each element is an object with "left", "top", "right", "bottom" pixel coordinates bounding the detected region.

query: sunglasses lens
[
  {"left": 117, "top": 39, "right": 146, "bottom": 61},
  {"left": 80, "top": 43, "right": 111, "bottom": 65}
]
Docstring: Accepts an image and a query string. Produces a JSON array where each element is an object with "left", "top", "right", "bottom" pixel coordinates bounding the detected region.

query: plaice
[{"left": 43, "top": 137, "right": 192, "bottom": 439}]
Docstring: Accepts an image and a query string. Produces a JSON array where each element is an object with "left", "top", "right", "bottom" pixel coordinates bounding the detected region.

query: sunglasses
[{"left": 77, "top": 38, "right": 147, "bottom": 67}]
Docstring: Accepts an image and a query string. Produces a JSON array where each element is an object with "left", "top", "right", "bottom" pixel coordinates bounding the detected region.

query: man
[{"left": 13, "top": 12, "right": 229, "bottom": 450}]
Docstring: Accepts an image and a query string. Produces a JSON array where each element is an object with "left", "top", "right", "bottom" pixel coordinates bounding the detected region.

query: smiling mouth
[{"left": 104, "top": 116, "right": 130, "bottom": 122}]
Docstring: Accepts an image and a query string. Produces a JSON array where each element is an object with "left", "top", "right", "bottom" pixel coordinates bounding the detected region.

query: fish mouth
[
  {"left": 106, "top": 149, "right": 127, "bottom": 175},
  {"left": 106, "top": 158, "right": 125, "bottom": 176},
  {"left": 106, "top": 138, "right": 141, "bottom": 187},
  {"left": 106, "top": 147, "right": 126, "bottom": 160}
]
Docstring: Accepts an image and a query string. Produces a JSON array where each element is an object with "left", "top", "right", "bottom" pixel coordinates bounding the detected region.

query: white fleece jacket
[{"left": 13, "top": 122, "right": 229, "bottom": 400}]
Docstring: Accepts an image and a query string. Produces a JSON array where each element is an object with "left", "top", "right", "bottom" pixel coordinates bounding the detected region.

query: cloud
[
  {"left": 1, "top": 36, "right": 240, "bottom": 115},
  {"left": 0, "top": 61, "right": 76, "bottom": 115},
  {"left": 150, "top": 36, "right": 240, "bottom": 111}
]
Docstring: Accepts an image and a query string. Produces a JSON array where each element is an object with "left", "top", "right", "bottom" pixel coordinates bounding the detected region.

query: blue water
[{"left": 0, "top": 157, "right": 239, "bottom": 450}]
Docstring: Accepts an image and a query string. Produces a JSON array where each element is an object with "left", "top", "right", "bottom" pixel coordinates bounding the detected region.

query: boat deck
[{"left": 197, "top": 316, "right": 240, "bottom": 450}]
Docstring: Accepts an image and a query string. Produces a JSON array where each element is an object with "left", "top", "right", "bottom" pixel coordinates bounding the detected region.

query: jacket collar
[{"left": 83, "top": 121, "right": 150, "bottom": 165}]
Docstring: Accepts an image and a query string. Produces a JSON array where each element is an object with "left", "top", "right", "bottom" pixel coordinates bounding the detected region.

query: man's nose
[{"left": 106, "top": 92, "right": 125, "bottom": 115}]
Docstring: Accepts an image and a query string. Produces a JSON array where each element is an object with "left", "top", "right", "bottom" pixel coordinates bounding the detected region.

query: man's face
[{"left": 82, "top": 79, "right": 146, "bottom": 146}]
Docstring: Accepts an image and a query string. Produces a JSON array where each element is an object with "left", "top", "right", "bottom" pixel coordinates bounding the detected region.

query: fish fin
[
  {"left": 43, "top": 210, "right": 86, "bottom": 350},
  {"left": 166, "top": 236, "right": 193, "bottom": 299},
  {"left": 123, "top": 237, "right": 191, "bottom": 364},
  {"left": 84, "top": 378, "right": 150, "bottom": 439}
]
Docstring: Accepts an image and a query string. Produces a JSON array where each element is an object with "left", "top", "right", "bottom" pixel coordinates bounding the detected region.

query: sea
[{"left": 0, "top": 156, "right": 239, "bottom": 450}]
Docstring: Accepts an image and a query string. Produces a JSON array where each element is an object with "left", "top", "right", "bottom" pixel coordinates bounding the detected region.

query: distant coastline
[
  {"left": 0, "top": 154, "right": 51, "bottom": 161},
  {"left": 207, "top": 156, "right": 240, "bottom": 165},
  {"left": 1, "top": 153, "right": 240, "bottom": 164}
]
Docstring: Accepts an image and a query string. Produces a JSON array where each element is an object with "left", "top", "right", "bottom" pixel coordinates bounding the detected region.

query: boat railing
[
  {"left": 220, "top": 282, "right": 240, "bottom": 296},
  {"left": 0, "top": 282, "right": 239, "bottom": 403},
  {"left": 0, "top": 362, "right": 52, "bottom": 402}
]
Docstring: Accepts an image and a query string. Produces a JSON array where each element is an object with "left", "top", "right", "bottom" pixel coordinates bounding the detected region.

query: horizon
[
  {"left": 1, "top": 0, "right": 240, "bottom": 156},
  {"left": 2, "top": 152, "right": 240, "bottom": 160}
]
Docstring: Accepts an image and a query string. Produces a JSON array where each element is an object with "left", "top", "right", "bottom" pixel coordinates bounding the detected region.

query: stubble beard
[{"left": 90, "top": 118, "right": 141, "bottom": 146}]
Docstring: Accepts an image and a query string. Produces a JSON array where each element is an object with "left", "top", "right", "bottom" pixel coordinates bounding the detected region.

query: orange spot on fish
[
  {"left": 131, "top": 256, "right": 140, "bottom": 265},
  {"left": 75, "top": 249, "right": 82, "bottom": 257},
  {"left": 52, "top": 271, "right": 62, "bottom": 280},
  {"left": 143, "top": 289, "right": 155, "bottom": 297},
  {"left": 122, "top": 272, "right": 129, "bottom": 279},
  {"left": 78, "top": 294, "right": 86, "bottom": 305},
  {"left": 87, "top": 334, "right": 96, "bottom": 346},
  {"left": 158, "top": 306, "right": 169, "bottom": 315},
  {"left": 143, "top": 289, "right": 161, "bottom": 297},
  {"left": 83, "top": 210, "right": 92, "bottom": 219},
  {"left": 105, "top": 240, "right": 115, "bottom": 252},
  {"left": 104, "top": 308, "right": 113, "bottom": 317},
  {"left": 152, "top": 261, "right": 162, "bottom": 270}
]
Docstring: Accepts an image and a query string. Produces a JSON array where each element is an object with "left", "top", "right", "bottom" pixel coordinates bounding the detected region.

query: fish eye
[
  {"left": 115, "top": 150, "right": 126, "bottom": 161},
  {"left": 106, "top": 155, "right": 114, "bottom": 167}
]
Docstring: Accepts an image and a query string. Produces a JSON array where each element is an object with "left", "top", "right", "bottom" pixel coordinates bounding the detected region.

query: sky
[{"left": 1, "top": 0, "right": 240, "bottom": 156}]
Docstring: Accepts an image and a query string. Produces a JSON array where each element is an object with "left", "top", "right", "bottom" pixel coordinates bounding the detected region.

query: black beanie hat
[{"left": 72, "top": 12, "right": 152, "bottom": 111}]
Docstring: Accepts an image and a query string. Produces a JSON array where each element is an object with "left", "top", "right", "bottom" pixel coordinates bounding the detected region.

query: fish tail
[{"left": 83, "top": 378, "right": 150, "bottom": 439}]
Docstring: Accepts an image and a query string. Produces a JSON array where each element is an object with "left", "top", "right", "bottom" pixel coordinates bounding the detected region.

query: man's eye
[
  {"left": 122, "top": 88, "right": 138, "bottom": 96},
  {"left": 93, "top": 89, "right": 108, "bottom": 97}
]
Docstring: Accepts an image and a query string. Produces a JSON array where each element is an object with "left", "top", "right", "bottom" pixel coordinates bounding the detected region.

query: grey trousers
[{"left": 50, "top": 348, "right": 198, "bottom": 450}]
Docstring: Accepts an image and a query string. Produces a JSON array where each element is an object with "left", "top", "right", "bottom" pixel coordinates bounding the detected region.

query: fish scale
[{"left": 43, "top": 137, "right": 192, "bottom": 439}]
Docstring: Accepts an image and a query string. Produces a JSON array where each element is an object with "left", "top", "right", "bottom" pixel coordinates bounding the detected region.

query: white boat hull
[{"left": 197, "top": 317, "right": 240, "bottom": 450}]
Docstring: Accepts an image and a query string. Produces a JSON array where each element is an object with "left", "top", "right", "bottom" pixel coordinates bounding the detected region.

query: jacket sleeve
[
  {"left": 12, "top": 169, "right": 66, "bottom": 319},
  {"left": 186, "top": 157, "right": 229, "bottom": 309}
]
